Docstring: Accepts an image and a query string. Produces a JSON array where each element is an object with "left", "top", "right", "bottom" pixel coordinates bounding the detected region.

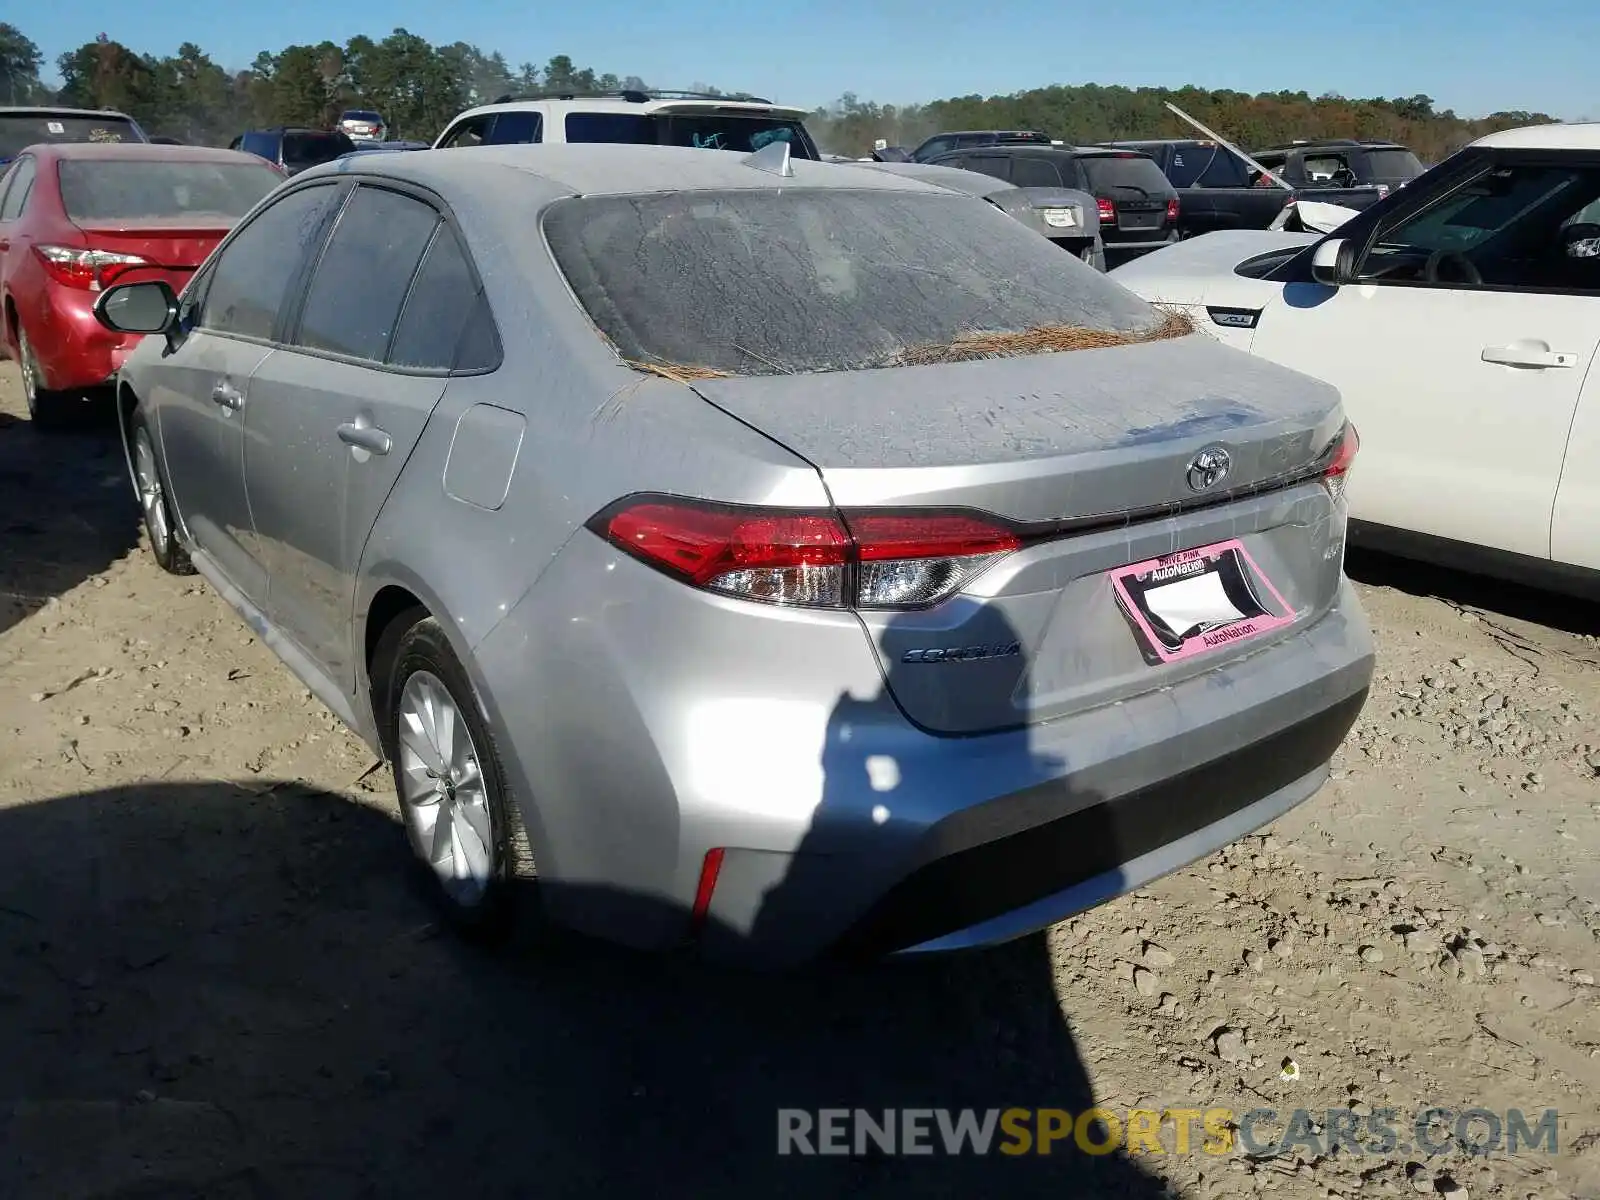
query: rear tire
[
  {"left": 17, "top": 323, "right": 69, "bottom": 431},
  {"left": 385, "top": 616, "right": 540, "bottom": 944},
  {"left": 130, "top": 408, "right": 194, "bottom": 576}
]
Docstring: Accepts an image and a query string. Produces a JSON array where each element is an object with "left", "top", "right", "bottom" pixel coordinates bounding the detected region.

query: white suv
[{"left": 431, "top": 89, "right": 821, "bottom": 159}]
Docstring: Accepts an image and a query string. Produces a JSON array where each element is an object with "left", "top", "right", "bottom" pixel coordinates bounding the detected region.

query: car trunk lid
[{"left": 692, "top": 334, "right": 1351, "bottom": 734}]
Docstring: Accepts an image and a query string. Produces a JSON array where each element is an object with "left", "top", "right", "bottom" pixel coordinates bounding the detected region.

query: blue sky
[{"left": 19, "top": 0, "right": 1600, "bottom": 119}]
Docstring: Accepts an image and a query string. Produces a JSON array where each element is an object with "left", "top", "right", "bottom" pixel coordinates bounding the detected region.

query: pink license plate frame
[{"left": 1107, "top": 538, "right": 1295, "bottom": 665}]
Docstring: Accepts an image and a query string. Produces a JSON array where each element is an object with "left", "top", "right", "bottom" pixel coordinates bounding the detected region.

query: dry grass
[
  {"left": 889, "top": 309, "right": 1194, "bottom": 368},
  {"left": 622, "top": 358, "right": 733, "bottom": 383}
]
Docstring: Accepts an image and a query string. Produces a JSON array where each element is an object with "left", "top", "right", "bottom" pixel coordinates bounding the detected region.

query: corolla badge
[{"left": 1186, "top": 445, "right": 1232, "bottom": 493}]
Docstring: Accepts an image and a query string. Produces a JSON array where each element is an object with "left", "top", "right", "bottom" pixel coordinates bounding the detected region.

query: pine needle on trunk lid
[{"left": 887, "top": 310, "right": 1193, "bottom": 368}]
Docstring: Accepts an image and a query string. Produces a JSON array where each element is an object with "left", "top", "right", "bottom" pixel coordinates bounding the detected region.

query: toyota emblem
[{"left": 1186, "top": 446, "right": 1232, "bottom": 492}]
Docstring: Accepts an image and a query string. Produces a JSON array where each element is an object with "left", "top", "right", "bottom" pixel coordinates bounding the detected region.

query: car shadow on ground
[
  {"left": 0, "top": 391, "right": 137, "bottom": 637},
  {"left": 0, "top": 779, "right": 1172, "bottom": 1199},
  {"left": 1346, "top": 546, "right": 1598, "bottom": 638}
]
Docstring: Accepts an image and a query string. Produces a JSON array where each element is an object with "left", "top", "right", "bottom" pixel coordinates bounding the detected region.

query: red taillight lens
[
  {"left": 1096, "top": 197, "right": 1115, "bottom": 223},
  {"left": 34, "top": 244, "right": 150, "bottom": 291},
  {"left": 1322, "top": 422, "right": 1359, "bottom": 501},
  {"left": 690, "top": 847, "right": 725, "bottom": 935},
  {"left": 1166, "top": 196, "right": 1180, "bottom": 222},
  {"left": 590, "top": 498, "right": 1021, "bottom": 610}
]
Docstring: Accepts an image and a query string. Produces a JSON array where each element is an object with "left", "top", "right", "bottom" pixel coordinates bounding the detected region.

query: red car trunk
[{"left": 70, "top": 219, "right": 233, "bottom": 289}]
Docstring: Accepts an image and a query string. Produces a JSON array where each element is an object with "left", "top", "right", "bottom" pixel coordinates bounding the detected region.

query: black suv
[
  {"left": 228, "top": 127, "right": 357, "bottom": 175},
  {"left": 927, "top": 144, "right": 1180, "bottom": 259},
  {"left": 909, "top": 129, "right": 1054, "bottom": 163},
  {"left": 1249, "top": 138, "right": 1424, "bottom": 196}
]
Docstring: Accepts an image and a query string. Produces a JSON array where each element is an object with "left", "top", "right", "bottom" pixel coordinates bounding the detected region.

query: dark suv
[
  {"left": 909, "top": 129, "right": 1054, "bottom": 163},
  {"left": 229, "top": 127, "right": 357, "bottom": 176},
  {"left": 1, "top": 106, "right": 149, "bottom": 167},
  {"left": 927, "top": 144, "right": 1180, "bottom": 259},
  {"left": 1249, "top": 139, "right": 1424, "bottom": 197}
]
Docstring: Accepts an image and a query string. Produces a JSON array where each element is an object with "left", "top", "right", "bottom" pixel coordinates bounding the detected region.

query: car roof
[
  {"left": 1470, "top": 121, "right": 1600, "bottom": 151},
  {"left": 448, "top": 95, "right": 810, "bottom": 124},
  {"left": 932, "top": 145, "right": 1079, "bottom": 159},
  {"left": 299, "top": 142, "right": 950, "bottom": 199},
  {"left": 0, "top": 105, "right": 138, "bottom": 120},
  {"left": 20, "top": 142, "right": 268, "bottom": 165}
]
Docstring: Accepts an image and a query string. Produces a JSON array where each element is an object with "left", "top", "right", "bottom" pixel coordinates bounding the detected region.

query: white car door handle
[
  {"left": 337, "top": 422, "right": 392, "bottom": 456},
  {"left": 1481, "top": 345, "right": 1578, "bottom": 369}
]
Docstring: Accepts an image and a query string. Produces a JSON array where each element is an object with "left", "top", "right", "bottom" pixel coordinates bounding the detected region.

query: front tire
[
  {"left": 386, "top": 616, "right": 537, "bottom": 943},
  {"left": 17, "top": 323, "right": 68, "bottom": 430},
  {"left": 130, "top": 409, "right": 194, "bottom": 576}
]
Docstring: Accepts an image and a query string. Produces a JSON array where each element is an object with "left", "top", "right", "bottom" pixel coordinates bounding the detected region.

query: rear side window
[
  {"left": 0, "top": 113, "right": 142, "bottom": 160},
  {"left": 0, "top": 156, "right": 35, "bottom": 220},
  {"left": 961, "top": 154, "right": 1011, "bottom": 182},
  {"left": 389, "top": 226, "right": 498, "bottom": 370},
  {"left": 1362, "top": 148, "right": 1424, "bottom": 184},
  {"left": 295, "top": 186, "right": 440, "bottom": 362},
  {"left": 564, "top": 112, "right": 816, "bottom": 158},
  {"left": 1166, "top": 144, "right": 1251, "bottom": 189},
  {"left": 282, "top": 132, "right": 354, "bottom": 168},
  {"left": 486, "top": 111, "right": 542, "bottom": 145},
  {"left": 544, "top": 189, "right": 1164, "bottom": 377},
  {"left": 58, "top": 160, "right": 281, "bottom": 221},
  {"left": 202, "top": 183, "right": 343, "bottom": 341},
  {"left": 1009, "top": 157, "right": 1066, "bottom": 189},
  {"left": 1079, "top": 154, "right": 1172, "bottom": 197}
]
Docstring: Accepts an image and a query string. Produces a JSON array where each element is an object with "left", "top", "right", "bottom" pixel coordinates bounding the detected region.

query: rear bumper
[
  {"left": 475, "top": 528, "right": 1374, "bottom": 967},
  {"left": 27, "top": 283, "right": 139, "bottom": 392},
  {"left": 1103, "top": 229, "right": 1180, "bottom": 254}
]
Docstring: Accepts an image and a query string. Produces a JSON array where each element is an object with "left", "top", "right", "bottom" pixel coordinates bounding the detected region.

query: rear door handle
[
  {"left": 1481, "top": 345, "right": 1578, "bottom": 369},
  {"left": 0, "top": 238, "right": 10, "bottom": 251},
  {"left": 211, "top": 381, "right": 243, "bottom": 410},
  {"left": 337, "top": 422, "right": 392, "bottom": 456}
]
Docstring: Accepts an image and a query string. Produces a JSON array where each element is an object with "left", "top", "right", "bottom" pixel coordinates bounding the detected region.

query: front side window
[
  {"left": 1357, "top": 159, "right": 1600, "bottom": 291},
  {"left": 294, "top": 185, "right": 440, "bottom": 362},
  {"left": 911, "top": 135, "right": 955, "bottom": 162},
  {"left": 544, "top": 189, "right": 1167, "bottom": 377},
  {"left": 438, "top": 117, "right": 491, "bottom": 149},
  {"left": 201, "top": 183, "right": 344, "bottom": 341}
]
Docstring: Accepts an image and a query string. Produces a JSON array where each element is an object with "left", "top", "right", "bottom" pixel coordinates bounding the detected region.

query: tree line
[{"left": 0, "top": 20, "right": 1560, "bottom": 160}]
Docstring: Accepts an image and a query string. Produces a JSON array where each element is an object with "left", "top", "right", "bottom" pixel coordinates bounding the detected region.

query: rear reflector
[
  {"left": 691, "top": 847, "right": 726, "bottom": 934},
  {"left": 1321, "top": 422, "right": 1359, "bottom": 501},
  {"left": 589, "top": 497, "right": 1020, "bottom": 610},
  {"left": 34, "top": 244, "right": 150, "bottom": 291}
]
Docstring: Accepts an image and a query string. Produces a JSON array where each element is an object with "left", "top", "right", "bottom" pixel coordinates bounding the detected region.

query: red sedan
[{"left": 0, "top": 142, "right": 284, "bottom": 426}]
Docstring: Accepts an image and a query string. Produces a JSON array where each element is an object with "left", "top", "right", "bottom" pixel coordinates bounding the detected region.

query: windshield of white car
[{"left": 544, "top": 189, "right": 1167, "bottom": 376}]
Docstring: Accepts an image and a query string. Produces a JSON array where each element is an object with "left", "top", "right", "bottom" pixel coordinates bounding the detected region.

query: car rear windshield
[
  {"left": 58, "top": 160, "right": 282, "bottom": 222},
  {"left": 543, "top": 189, "right": 1164, "bottom": 376},
  {"left": 342, "top": 111, "right": 383, "bottom": 123},
  {"left": 564, "top": 112, "right": 818, "bottom": 159},
  {"left": 1, "top": 112, "right": 143, "bottom": 160},
  {"left": 282, "top": 132, "right": 353, "bottom": 167},
  {"left": 1078, "top": 154, "right": 1173, "bottom": 196},
  {"left": 1361, "top": 148, "right": 1424, "bottom": 183}
]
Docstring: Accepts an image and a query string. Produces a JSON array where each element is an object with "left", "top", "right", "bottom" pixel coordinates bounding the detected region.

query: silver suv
[{"left": 432, "top": 88, "right": 820, "bottom": 159}]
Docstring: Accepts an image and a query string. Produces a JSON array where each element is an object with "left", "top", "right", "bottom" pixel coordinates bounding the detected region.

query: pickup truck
[{"left": 1098, "top": 138, "right": 1393, "bottom": 239}]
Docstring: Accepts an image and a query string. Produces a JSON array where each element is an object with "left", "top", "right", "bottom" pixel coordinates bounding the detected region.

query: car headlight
[{"left": 1039, "top": 206, "right": 1079, "bottom": 229}]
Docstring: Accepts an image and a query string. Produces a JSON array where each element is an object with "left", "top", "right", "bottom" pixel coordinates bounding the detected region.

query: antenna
[{"left": 743, "top": 139, "right": 794, "bottom": 178}]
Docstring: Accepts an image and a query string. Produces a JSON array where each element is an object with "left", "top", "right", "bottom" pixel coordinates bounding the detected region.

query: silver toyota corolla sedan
[{"left": 94, "top": 141, "right": 1374, "bottom": 967}]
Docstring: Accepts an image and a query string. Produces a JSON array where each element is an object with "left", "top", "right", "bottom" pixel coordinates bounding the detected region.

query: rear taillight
[
  {"left": 1096, "top": 197, "right": 1115, "bottom": 223},
  {"left": 34, "top": 244, "right": 150, "bottom": 291},
  {"left": 1165, "top": 196, "right": 1180, "bottom": 222},
  {"left": 589, "top": 498, "right": 1021, "bottom": 610},
  {"left": 1321, "top": 423, "right": 1359, "bottom": 502}
]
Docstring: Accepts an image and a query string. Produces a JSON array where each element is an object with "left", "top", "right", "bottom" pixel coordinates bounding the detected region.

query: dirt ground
[{"left": 1, "top": 364, "right": 1596, "bottom": 1200}]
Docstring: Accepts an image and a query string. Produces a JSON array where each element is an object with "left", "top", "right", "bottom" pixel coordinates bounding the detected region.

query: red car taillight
[
  {"left": 1096, "top": 197, "right": 1115, "bottom": 223},
  {"left": 1166, "top": 196, "right": 1180, "bottom": 223},
  {"left": 34, "top": 244, "right": 150, "bottom": 291},
  {"left": 589, "top": 498, "right": 1022, "bottom": 610},
  {"left": 1321, "top": 423, "right": 1359, "bottom": 502}
]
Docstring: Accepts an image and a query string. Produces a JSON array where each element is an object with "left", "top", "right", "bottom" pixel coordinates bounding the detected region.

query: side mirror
[
  {"left": 1311, "top": 237, "right": 1357, "bottom": 287},
  {"left": 93, "top": 280, "right": 179, "bottom": 336}
]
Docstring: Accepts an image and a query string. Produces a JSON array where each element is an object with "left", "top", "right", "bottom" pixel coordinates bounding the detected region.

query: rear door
[
  {"left": 0, "top": 155, "right": 37, "bottom": 338},
  {"left": 241, "top": 182, "right": 475, "bottom": 688}
]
